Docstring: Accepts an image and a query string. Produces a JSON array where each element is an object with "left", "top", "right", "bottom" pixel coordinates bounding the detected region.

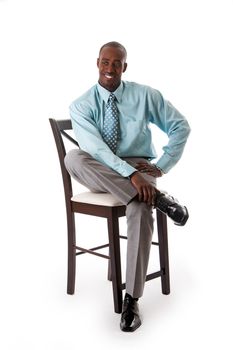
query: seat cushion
[{"left": 71, "top": 192, "right": 124, "bottom": 207}]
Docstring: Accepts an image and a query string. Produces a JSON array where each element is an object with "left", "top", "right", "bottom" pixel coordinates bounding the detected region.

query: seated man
[{"left": 65, "top": 41, "right": 191, "bottom": 332}]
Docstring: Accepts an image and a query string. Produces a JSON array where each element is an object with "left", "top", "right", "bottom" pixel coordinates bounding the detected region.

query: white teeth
[{"left": 105, "top": 75, "right": 113, "bottom": 79}]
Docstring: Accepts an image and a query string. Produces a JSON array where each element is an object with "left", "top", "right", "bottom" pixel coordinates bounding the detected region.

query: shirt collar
[{"left": 97, "top": 81, "right": 124, "bottom": 103}]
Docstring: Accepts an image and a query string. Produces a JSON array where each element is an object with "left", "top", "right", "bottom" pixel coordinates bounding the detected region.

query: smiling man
[
  {"left": 65, "top": 41, "right": 191, "bottom": 332},
  {"left": 98, "top": 44, "right": 127, "bottom": 92}
]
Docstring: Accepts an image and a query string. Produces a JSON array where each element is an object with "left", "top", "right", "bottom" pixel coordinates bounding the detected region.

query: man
[{"left": 65, "top": 41, "right": 190, "bottom": 332}]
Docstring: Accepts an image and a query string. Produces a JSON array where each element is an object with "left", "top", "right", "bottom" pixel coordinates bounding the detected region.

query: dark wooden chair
[{"left": 49, "top": 118, "right": 170, "bottom": 313}]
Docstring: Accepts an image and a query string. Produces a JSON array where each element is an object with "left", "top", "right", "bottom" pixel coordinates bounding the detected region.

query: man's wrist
[
  {"left": 154, "top": 165, "right": 164, "bottom": 176},
  {"left": 128, "top": 171, "right": 138, "bottom": 180}
]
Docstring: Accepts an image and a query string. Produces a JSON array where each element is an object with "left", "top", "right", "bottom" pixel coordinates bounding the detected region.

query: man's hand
[
  {"left": 130, "top": 172, "right": 156, "bottom": 205},
  {"left": 135, "top": 162, "right": 163, "bottom": 178}
]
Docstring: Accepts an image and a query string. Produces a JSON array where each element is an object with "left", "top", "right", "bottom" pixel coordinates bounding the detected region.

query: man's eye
[
  {"left": 114, "top": 63, "right": 121, "bottom": 68},
  {"left": 102, "top": 61, "right": 108, "bottom": 66}
]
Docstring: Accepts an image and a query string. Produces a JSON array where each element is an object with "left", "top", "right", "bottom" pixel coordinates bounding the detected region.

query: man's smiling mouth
[{"left": 104, "top": 74, "right": 114, "bottom": 79}]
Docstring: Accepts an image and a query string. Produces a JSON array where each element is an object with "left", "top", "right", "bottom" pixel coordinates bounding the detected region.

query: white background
[{"left": 0, "top": 0, "right": 233, "bottom": 349}]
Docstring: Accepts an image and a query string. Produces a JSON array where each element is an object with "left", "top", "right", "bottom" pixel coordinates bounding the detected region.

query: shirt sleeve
[
  {"left": 69, "top": 102, "right": 136, "bottom": 177},
  {"left": 150, "top": 90, "right": 191, "bottom": 173}
]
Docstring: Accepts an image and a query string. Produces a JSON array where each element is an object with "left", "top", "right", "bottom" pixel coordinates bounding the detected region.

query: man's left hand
[{"left": 135, "top": 162, "right": 163, "bottom": 178}]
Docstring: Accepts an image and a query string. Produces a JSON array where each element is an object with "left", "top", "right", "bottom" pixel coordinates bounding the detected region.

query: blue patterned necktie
[{"left": 102, "top": 93, "right": 119, "bottom": 153}]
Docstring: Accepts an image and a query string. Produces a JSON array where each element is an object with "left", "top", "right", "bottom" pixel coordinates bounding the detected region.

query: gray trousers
[{"left": 64, "top": 149, "right": 157, "bottom": 298}]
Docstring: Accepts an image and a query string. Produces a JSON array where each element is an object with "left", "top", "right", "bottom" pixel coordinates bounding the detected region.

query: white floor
[{"left": 1, "top": 203, "right": 232, "bottom": 350}]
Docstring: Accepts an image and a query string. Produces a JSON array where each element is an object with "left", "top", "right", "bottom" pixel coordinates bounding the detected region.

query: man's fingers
[
  {"left": 136, "top": 163, "right": 157, "bottom": 176},
  {"left": 139, "top": 187, "right": 155, "bottom": 205},
  {"left": 142, "top": 187, "right": 148, "bottom": 202},
  {"left": 135, "top": 162, "right": 148, "bottom": 170},
  {"left": 142, "top": 185, "right": 156, "bottom": 205},
  {"left": 148, "top": 187, "right": 155, "bottom": 205},
  {"left": 136, "top": 162, "right": 148, "bottom": 165},
  {"left": 138, "top": 190, "right": 143, "bottom": 202},
  {"left": 130, "top": 172, "right": 156, "bottom": 204},
  {"left": 138, "top": 185, "right": 150, "bottom": 203}
]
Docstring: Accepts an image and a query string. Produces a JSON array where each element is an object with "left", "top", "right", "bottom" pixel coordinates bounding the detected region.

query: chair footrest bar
[
  {"left": 145, "top": 270, "right": 163, "bottom": 281},
  {"left": 120, "top": 234, "right": 158, "bottom": 246},
  {"left": 119, "top": 235, "right": 127, "bottom": 240},
  {"left": 121, "top": 270, "right": 163, "bottom": 290},
  {"left": 75, "top": 244, "right": 110, "bottom": 259}
]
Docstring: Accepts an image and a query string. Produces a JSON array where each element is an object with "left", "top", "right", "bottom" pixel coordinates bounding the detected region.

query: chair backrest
[{"left": 49, "top": 118, "right": 79, "bottom": 205}]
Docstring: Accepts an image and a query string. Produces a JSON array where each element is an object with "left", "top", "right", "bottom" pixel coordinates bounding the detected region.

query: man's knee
[{"left": 64, "top": 149, "right": 89, "bottom": 173}]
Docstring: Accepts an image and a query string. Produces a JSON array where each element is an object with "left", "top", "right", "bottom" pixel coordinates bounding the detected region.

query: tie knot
[{"left": 108, "top": 93, "right": 116, "bottom": 102}]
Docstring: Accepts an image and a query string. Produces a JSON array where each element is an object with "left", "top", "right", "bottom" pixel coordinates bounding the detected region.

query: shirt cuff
[
  {"left": 118, "top": 162, "right": 137, "bottom": 177},
  {"left": 155, "top": 153, "right": 176, "bottom": 174}
]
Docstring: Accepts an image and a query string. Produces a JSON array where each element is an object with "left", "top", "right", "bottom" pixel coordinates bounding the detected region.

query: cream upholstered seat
[{"left": 71, "top": 192, "right": 124, "bottom": 207}]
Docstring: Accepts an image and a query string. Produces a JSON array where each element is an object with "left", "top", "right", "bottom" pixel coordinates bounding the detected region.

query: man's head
[{"left": 97, "top": 41, "right": 127, "bottom": 92}]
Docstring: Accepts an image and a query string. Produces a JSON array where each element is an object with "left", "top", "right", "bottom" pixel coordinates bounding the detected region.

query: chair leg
[
  {"left": 67, "top": 210, "right": 76, "bottom": 295},
  {"left": 156, "top": 209, "right": 170, "bottom": 295},
  {"left": 107, "top": 208, "right": 123, "bottom": 314},
  {"left": 107, "top": 249, "right": 112, "bottom": 281}
]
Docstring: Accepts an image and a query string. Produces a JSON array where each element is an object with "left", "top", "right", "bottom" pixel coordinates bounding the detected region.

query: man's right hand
[{"left": 130, "top": 172, "right": 156, "bottom": 205}]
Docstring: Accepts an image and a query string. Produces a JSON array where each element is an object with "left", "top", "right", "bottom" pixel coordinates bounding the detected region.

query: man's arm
[
  {"left": 150, "top": 90, "right": 191, "bottom": 174},
  {"left": 70, "top": 102, "right": 136, "bottom": 178}
]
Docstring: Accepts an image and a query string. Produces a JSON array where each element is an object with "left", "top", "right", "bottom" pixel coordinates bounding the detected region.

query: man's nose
[{"left": 106, "top": 63, "right": 115, "bottom": 72}]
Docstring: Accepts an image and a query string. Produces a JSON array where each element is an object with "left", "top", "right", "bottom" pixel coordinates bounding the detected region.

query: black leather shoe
[
  {"left": 155, "top": 192, "right": 189, "bottom": 226},
  {"left": 120, "top": 294, "right": 141, "bottom": 332}
]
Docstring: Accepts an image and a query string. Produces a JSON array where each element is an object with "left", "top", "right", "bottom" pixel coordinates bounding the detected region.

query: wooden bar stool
[{"left": 49, "top": 118, "right": 170, "bottom": 313}]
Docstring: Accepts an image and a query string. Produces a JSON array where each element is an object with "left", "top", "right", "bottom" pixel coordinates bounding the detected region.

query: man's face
[{"left": 97, "top": 46, "right": 127, "bottom": 92}]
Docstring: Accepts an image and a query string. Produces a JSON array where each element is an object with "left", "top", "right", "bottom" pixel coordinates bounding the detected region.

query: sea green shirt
[{"left": 70, "top": 81, "right": 190, "bottom": 177}]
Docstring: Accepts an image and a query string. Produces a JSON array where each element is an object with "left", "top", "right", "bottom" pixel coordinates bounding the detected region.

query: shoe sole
[{"left": 120, "top": 320, "right": 142, "bottom": 332}]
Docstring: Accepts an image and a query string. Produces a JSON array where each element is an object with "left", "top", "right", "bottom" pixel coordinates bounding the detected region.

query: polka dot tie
[{"left": 102, "top": 93, "right": 119, "bottom": 153}]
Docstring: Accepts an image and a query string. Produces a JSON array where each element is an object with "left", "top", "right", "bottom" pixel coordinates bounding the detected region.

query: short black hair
[{"left": 99, "top": 41, "right": 127, "bottom": 59}]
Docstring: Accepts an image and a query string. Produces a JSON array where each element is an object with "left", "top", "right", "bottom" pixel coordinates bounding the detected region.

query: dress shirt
[{"left": 69, "top": 81, "right": 191, "bottom": 177}]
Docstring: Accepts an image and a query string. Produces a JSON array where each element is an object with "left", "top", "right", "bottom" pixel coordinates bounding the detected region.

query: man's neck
[{"left": 98, "top": 80, "right": 121, "bottom": 92}]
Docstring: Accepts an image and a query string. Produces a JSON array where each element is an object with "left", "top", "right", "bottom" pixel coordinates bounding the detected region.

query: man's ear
[
  {"left": 97, "top": 58, "right": 100, "bottom": 68},
  {"left": 123, "top": 62, "right": 127, "bottom": 73}
]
